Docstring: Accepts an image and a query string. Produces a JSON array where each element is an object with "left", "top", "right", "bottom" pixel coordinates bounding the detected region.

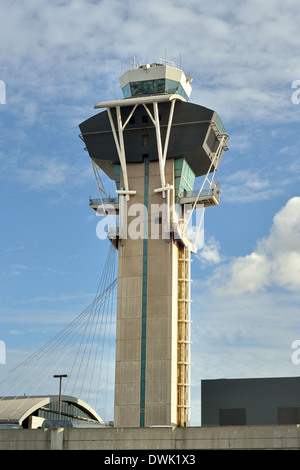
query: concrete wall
[{"left": 1, "top": 426, "right": 300, "bottom": 450}]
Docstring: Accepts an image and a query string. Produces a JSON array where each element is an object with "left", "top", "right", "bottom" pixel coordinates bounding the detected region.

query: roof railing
[{"left": 133, "top": 57, "right": 177, "bottom": 69}]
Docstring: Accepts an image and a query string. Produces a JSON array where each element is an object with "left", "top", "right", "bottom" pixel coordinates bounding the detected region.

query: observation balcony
[
  {"left": 89, "top": 196, "right": 119, "bottom": 214},
  {"left": 179, "top": 188, "right": 220, "bottom": 207}
]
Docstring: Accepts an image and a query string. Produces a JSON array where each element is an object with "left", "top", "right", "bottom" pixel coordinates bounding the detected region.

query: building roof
[{"left": 0, "top": 395, "right": 103, "bottom": 425}]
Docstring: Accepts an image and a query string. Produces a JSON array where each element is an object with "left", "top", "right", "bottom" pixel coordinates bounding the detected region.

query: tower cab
[{"left": 119, "top": 59, "right": 193, "bottom": 101}]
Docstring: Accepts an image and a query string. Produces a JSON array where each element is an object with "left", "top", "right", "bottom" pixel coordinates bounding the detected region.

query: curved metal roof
[{"left": 0, "top": 395, "right": 103, "bottom": 425}]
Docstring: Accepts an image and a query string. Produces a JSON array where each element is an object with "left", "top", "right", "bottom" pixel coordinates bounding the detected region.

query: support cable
[{"left": 0, "top": 244, "right": 117, "bottom": 422}]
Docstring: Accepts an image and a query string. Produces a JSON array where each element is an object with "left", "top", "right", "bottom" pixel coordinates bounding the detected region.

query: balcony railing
[{"left": 89, "top": 197, "right": 119, "bottom": 206}]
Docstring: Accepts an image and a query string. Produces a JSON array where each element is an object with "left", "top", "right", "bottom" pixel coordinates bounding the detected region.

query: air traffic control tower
[{"left": 79, "top": 59, "right": 229, "bottom": 428}]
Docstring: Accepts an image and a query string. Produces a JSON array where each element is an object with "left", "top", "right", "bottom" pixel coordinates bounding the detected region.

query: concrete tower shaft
[
  {"left": 79, "top": 60, "right": 229, "bottom": 428},
  {"left": 115, "top": 158, "right": 180, "bottom": 427}
]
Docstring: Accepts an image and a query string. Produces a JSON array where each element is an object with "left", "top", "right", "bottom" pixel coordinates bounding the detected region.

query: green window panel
[
  {"left": 113, "top": 164, "right": 121, "bottom": 190},
  {"left": 122, "top": 79, "right": 189, "bottom": 101}
]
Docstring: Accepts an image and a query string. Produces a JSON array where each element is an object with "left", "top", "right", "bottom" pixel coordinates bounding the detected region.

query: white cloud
[
  {"left": 0, "top": 150, "right": 93, "bottom": 194},
  {"left": 220, "top": 169, "right": 278, "bottom": 203},
  {"left": 1, "top": 0, "right": 300, "bottom": 125},
  {"left": 16, "top": 157, "right": 70, "bottom": 190},
  {"left": 6, "top": 263, "right": 28, "bottom": 277},
  {"left": 220, "top": 252, "right": 271, "bottom": 294},
  {"left": 197, "top": 236, "right": 222, "bottom": 265},
  {"left": 213, "top": 197, "right": 300, "bottom": 295}
]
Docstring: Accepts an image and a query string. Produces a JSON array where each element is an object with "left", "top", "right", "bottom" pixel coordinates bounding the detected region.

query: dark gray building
[{"left": 201, "top": 377, "right": 300, "bottom": 426}]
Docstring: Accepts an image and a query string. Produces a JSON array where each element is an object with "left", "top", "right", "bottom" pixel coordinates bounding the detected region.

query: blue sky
[{"left": 0, "top": 0, "right": 300, "bottom": 425}]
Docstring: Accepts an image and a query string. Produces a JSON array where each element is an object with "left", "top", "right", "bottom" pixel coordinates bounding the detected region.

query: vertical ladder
[{"left": 177, "top": 244, "right": 192, "bottom": 426}]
